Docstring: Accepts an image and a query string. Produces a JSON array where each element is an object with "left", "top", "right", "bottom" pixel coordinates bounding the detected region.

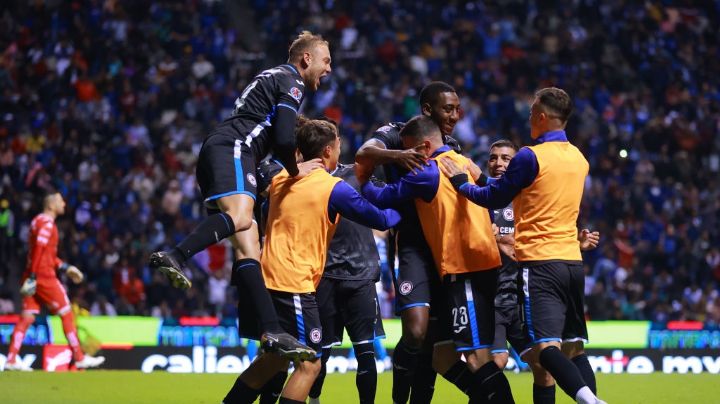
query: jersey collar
[
  {"left": 534, "top": 130, "right": 568, "bottom": 144},
  {"left": 283, "top": 64, "right": 300, "bottom": 76},
  {"left": 430, "top": 144, "right": 452, "bottom": 157}
]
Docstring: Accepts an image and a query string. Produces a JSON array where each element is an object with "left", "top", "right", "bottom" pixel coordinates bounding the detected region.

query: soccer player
[
  {"left": 223, "top": 119, "right": 400, "bottom": 404},
  {"left": 355, "top": 81, "right": 478, "bottom": 403},
  {"left": 4, "top": 192, "right": 105, "bottom": 371},
  {"left": 360, "top": 116, "right": 514, "bottom": 404},
  {"left": 439, "top": 87, "right": 606, "bottom": 404},
  {"left": 308, "top": 160, "right": 388, "bottom": 404},
  {"left": 485, "top": 140, "right": 600, "bottom": 404},
  {"left": 149, "top": 31, "right": 332, "bottom": 359}
]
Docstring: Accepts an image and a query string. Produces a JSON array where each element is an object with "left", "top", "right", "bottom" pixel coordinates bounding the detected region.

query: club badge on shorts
[
  {"left": 246, "top": 173, "right": 257, "bottom": 187},
  {"left": 310, "top": 328, "right": 322, "bottom": 344},
  {"left": 399, "top": 281, "right": 413, "bottom": 296}
]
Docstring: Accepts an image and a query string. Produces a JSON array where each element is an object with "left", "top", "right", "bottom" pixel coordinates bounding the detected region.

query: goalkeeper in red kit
[{"left": 4, "top": 192, "right": 105, "bottom": 371}]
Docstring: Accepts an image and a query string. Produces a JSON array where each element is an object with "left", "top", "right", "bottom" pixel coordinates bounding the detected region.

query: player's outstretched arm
[
  {"left": 329, "top": 181, "right": 401, "bottom": 230},
  {"left": 361, "top": 164, "right": 438, "bottom": 209},
  {"left": 355, "top": 138, "right": 427, "bottom": 179}
]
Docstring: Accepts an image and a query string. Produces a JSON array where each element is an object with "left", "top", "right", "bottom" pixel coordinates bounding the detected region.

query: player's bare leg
[
  {"left": 281, "top": 358, "right": 322, "bottom": 402},
  {"left": 228, "top": 222, "right": 315, "bottom": 361},
  {"left": 150, "top": 193, "right": 254, "bottom": 289}
]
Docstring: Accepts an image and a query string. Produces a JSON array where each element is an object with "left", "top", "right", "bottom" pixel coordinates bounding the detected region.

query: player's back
[
  {"left": 26, "top": 213, "right": 59, "bottom": 279},
  {"left": 324, "top": 163, "right": 381, "bottom": 281},
  {"left": 218, "top": 64, "right": 305, "bottom": 160},
  {"left": 261, "top": 169, "right": 342, "bottom": 293}
]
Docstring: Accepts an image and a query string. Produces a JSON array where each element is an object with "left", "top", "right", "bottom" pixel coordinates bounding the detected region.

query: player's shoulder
[
  {"left": 373, "top": 121, "right": 404, "bottom": 136},
  {"left": 32, "top": 213, "right": 53, "bottom": 226},
  {"left": 332, "top": 163, "right": 355, "bottom": 178}
]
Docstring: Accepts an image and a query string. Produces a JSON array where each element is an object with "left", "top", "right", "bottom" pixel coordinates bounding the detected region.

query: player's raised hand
[
  {"left": 67, "top": 265, "right": 85, "bottom": 284},
  {"left": 295, "top": 158, "right": 324, "bottom": 179},
  {"left": 579, "top": 229, "right": 600, "bottom": 251},
  {"left": 467, "top": 160, "right": 483, "bottom": 181},
  {"left": 392, "top": 144, "right": 428, "bottom": 172}
]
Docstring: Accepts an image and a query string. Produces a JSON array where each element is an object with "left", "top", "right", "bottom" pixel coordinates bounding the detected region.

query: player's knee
[
  {"left": 431, "top": 342, "right": 457, "bottom": 374},
  {"left": 529, "top": 361, "right": 553, "bottom": 386},
  {"left": 561, "top": 340, "right": 584, "bottom": 358},
  {"left": 20, "top": 313, "right": 35, "bottom": 324},
  {"left": 463, "top": 349, "right": 491, "bottom": 373},
  {"left": 493, "top": 353, "right": 509, "bottom": 369},
  {"left": 403, "top": 324, "right": 427, "bottom": 348},
  {"left": 300, "top": 358, "right": 322, "bottom": 378},
  {"left": 227, "top": 211, "right": 252, "bottom": 232}
]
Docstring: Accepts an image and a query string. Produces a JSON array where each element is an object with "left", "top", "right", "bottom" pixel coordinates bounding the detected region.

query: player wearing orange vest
[
  {"left": 439, "top": 88, "right": 606, "bottom": 404},
  {"left": 223, "top": 119, "right": 400, "bottom": 404},
  {"left": 360, "top": 116, "right": 514, "bottom": 404}
]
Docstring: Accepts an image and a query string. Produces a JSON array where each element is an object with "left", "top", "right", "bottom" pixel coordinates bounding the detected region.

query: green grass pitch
[{"left": 0, "top": 371, "right": 716, "bottom": 403}]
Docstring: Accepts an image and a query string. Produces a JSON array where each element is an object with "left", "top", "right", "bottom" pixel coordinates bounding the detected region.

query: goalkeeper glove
[{"left": 20, "top": 274, "right": 37, "bottom": 297}]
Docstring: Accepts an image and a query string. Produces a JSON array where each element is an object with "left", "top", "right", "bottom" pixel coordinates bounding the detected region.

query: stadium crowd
[{"left": 0, "top": 0, "right": 718, "bottom": 328}]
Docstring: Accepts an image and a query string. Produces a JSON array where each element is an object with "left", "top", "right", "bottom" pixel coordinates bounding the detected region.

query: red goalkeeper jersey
[{"left": 24, "top": 213, "right": 63, "bottom": 280}]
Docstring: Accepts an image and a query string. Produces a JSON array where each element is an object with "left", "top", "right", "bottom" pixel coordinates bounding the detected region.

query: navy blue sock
[
  {"left": 539, "top": 346, "right": 586, "bottom": 399},
  {"left": 410, "top": 350, "right": 436, "bottom": 404},
  {"left": 572, "top": 354, "right": 596, "bottom": 394},
  {"left": 223, "top": 377, "right": 260, "bottom": 404},
  {"left": 392, "top": 339, "right": 420, "bottom": 403},
  {"left": 259, "top": 371, "right": 287, "bottom": 404},
  {"left": 468, "top": 361, "right": 515, "bottom": 404},
  {"left": 174, "top": 212, "right": 235, "bottom": 261},
  {"left": 233, "top": 259, "right": 282, "bottom": 334},
  {"left": 533, "top": 384, "right": 556, "bottom": 404},
  {"left": 442, "top": 360, "right": 473, "bottom": 395},
  {"left": 355, "top": 343, "right": 378, "bottom": 404}
]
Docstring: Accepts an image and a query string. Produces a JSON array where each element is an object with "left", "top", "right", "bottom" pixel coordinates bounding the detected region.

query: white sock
[{"left": 575, "top": 386, "right": 597, "bottom": 404}]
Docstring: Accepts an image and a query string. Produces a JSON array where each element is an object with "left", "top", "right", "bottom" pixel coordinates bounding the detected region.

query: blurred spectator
[{"left": 0, "top": 1, "right": 717, "bottom": 326}]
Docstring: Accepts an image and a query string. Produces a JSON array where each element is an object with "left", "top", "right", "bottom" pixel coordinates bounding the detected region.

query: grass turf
[{"left": 0, "top": 371, "right": 716, "bottom": 403}]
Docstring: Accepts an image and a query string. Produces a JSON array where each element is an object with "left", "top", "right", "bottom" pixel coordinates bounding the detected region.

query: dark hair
[
  {"left": 489, "top": 139, "right": 518, "bottom": 152},
  {"left": 287, "top": 31, "right": 329, "bottom": 64},
  {"left": 399, "top": 115, "right": 441, "bottom": 141},
  {"left": 535, "top": 87, "right": 573, "bottom": 123},
  {"left": 296, "top": 118, "right": 337, "bottom": 160},
  {"left": 419, "top": 81, "right": 456, "bottom": 106}
]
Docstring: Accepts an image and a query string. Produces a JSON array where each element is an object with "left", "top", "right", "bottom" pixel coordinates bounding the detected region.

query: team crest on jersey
[
  {"left": 310, "top": 328, "right": 322, "bottom": 343},
  {"left": 502, "top": 208, "right": 514, "bottom": 221},
  {"left": 246, "top": 173, "right": 257, "bottom": 187},
  {"left": 289, "top": 87, "right": 303, "bottom": 101},
  {"left": 399, "top": 281, "right": 413, "bottom": 295}
]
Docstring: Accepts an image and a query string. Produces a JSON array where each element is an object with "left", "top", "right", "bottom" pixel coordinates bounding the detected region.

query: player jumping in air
[
  {"left": 223, "top": 118, "right": 400, "bottom": 404},
  {"left": 149, "top": 31, "right": 332, "bottom": 360}
]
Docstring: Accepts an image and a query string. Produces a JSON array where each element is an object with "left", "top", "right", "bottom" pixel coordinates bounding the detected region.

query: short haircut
[
  {"left": 489, "top": 139, "right": 518, "bottom": 152},
  {"left": 287, "top": 31, "right": 329, "bottom": 64},
  {"left": 296, "top": 117, "right": 337, "bottom": 161},
  {"left": 419, "top": 81, "right": 456, "bottom": 107},
  {"left": 535, "top": 87, "right": 573, "bottom": 123},
  {"left": 399, "top": 115, "right": 442, "bottom": 142},
  {"left": 43, "top": 190, "right": 60, "bottom": 208}
]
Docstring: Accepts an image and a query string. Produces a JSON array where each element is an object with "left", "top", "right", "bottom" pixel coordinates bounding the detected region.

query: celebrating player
[
  {"left": 149, "top": 31, "right": 332, "bottom": 360},
  {"left": 4, "top": 192, "right": 105, "bottom": 371},
  {"left": 223, "top": 119, "right": 400, "bottom": 404},
  {"left": 355, "top": 82, "right": 479, "bottom": 403},
  {"left": 485, "top": 140, "right": 600, "bottom": 403},
  {"left": 361, "top": 116, "right": 515, "bottom": 403},
  {"left": 439, "top": 88, "right": 606, "bottom": 404}
]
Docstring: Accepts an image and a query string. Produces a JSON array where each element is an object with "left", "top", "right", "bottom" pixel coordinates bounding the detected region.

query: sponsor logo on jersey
[
  {"left": 502, "top": 208, "right": 514, "bottom": 221},
  {"left": 399, "top": 281, "right": 413, "bottom": 296},
  {"left": 310, "top": 328, "right": 322, "bottom": 344},
  {"left": 246, "top": 173, "right": 257, "bottom": 187},
  {"left": 289, "top": 87, "right": 303, "bottom": 102}
]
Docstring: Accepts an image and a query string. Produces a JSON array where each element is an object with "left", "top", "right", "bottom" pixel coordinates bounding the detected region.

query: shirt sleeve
[
  {"left": 457, "top": 147, "right": 539, "bottom": 209},
  {"left": 371, "top": 125, "right": 402, "bottom": 150},
  {"left": 361, "top": 161, "right": 440, "bottom": 208},
  {"left": 328, "top": 181, "right": 401, "bottom": 230},
  {"left": 275, "top": 72, "right": 303, "bottom": 113},
  {"left": 272, "top": 106, "right": 299, "bottom": 176}
]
